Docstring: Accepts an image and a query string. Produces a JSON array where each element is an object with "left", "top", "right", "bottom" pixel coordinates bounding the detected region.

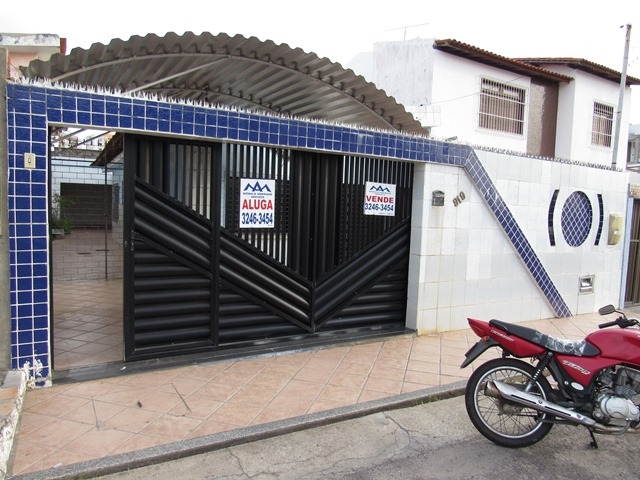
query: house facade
[
  {"left": 1, "top": 32, "right": 637, "bottom": 385},
  {"left": 358, "top": 38, "right": 636, "bottom": 168},
  {"left": 350, "top": 36, "right": 640, "bottom": 322}
]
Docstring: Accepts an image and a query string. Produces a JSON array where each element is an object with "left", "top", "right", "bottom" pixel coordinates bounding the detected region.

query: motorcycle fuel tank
[
  {"left": 586, "top": 328, "right": 640, "bottom": 364},
  {"left": 555, "top": 329, "right": 640, "bottom": 386}
]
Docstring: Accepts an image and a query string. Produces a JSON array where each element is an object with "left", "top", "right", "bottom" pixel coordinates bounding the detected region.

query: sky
[{"left": 3, "top": 0, "right": 640, "bottom": 123}]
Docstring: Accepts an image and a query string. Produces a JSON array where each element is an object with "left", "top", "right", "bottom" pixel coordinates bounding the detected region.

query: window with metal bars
[
  {"left": 478, "top": 78, "right": 526, "bottom": 135},
  {"left": 591, "top": 101, "right": 614, "bottom": 148}
]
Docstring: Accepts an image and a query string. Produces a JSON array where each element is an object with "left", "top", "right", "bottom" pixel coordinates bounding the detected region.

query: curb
[
  {"left": 10, "top": 381, "right": 467, "bottom": 480},
  {"left": 0, "top": 371, "right": 27, "bottom": 480}
]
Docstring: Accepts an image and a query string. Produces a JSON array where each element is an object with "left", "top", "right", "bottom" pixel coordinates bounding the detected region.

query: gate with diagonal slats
[{"left": 123, "top": 135, "right": 413, "bottom": 361}]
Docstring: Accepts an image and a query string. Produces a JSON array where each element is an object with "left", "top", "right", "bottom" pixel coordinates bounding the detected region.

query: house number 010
[{"left": 453, "top": 192, "right": 466, "bottom": 207}]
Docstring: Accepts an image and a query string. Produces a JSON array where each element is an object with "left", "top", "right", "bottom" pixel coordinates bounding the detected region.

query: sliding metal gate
[
  {"left": 124, "top": 135, "right": 413, "bottom": 361},
  {"left": 626, "top": 199, "right": 640, "bottom": 305}
]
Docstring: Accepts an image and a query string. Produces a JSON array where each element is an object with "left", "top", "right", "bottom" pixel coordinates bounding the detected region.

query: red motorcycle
[{"left": 461, "top": 305, "right": 640, "bottom": 448}]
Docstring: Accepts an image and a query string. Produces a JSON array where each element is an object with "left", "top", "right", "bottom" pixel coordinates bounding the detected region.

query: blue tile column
[{"left": 6, "top": 84, "right": 50, "bottom": 384}]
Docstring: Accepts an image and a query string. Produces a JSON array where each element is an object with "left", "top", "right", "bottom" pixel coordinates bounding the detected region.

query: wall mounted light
[{"left": 432, "top": 190, "right": 444, "bottom": 206}]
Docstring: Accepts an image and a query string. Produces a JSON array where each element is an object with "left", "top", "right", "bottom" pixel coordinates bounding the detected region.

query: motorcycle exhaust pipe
[{"left": 485, "top": 380, "right": 596, "bottom": 427}]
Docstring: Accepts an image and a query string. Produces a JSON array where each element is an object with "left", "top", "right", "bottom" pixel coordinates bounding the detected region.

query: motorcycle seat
[{"left": 489, "top": 319, "right": 600, "bottom": 357}]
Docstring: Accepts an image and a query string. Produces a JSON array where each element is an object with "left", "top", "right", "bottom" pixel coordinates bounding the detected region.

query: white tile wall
[{"left": 407, "top": 150, "right": 629, "bottom": 333}]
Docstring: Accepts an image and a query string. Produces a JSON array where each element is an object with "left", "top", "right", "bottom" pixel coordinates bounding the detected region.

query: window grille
[
  {"left": 591, "top": 102, "right": 614, "bottom": 148},
  {"left": 479, "top": 78, "right": 526, "bottom": 135}
]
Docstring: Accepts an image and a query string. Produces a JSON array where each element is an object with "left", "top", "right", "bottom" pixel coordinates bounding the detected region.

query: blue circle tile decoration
[{"left": 561, "top": 191, "right": 592, "bottom": 247}]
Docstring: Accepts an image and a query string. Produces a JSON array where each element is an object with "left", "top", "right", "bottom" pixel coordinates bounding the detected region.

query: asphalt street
[{"left": 95, "top": 395, "right": 640, "bottom": 480}]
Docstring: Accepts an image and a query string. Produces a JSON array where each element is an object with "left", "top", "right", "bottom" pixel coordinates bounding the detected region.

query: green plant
[{"left": 51, "top": 194, "right": 75, "bottom": 234}]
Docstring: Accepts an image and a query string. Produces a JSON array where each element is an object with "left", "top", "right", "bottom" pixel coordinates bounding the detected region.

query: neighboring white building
[
  {"left": 629, "top": 124, "right": 640, "bottom": 167},
  {"left": 0, "top": 33, "right": 64, "bottom": 79},
  {"left": 347, "top": 37, "right": 640, "bottom": 330},
  {"left": 350, "top": 38, "right": 639, "bottom": 168}
]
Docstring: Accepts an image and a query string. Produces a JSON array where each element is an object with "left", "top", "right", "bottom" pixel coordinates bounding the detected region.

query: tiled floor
[
  {"left": 52, "top": 228, "right": 124, "bottom": 371},
  {"left": 16, "top": 229, "right": 612, "bottom": 476},
  {"left": 53, "top": 279, "right": 123, "bottom": 370},
  {"left": 11, "top": 310, "right": 608, "bottom": 477}
]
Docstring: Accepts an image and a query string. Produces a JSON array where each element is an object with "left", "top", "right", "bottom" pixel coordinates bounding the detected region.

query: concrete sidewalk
[{"left": 8, "top": 311, "right": 608, "bottom": 479}]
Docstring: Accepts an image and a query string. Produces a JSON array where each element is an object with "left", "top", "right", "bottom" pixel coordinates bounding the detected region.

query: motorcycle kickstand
[{"left": 587, "top": 429, "right": 599, "bottom": 449}]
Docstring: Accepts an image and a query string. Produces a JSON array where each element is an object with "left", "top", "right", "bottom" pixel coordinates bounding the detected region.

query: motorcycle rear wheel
[{"left": 465, "top": 358, "right": 554, "bottom": 448}]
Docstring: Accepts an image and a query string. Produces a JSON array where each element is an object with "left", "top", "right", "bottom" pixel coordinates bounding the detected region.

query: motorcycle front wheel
[{"left": 465, "top": 358, "right": 554, "bottom": 448}]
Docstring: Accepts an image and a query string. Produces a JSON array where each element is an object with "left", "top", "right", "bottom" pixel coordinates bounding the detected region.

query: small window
[
  {"left": 478, "top": 78, "right": 526, "bottom": 135},
  {"left": 591, "top": 102, "right": 614, "bottom": 147}
]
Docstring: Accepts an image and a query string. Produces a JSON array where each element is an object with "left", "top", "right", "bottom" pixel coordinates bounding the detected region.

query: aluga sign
[
  {"left": 240, "top": 179, "right": 275, "bottom": 228},
  {"left": 364, "top": 181, "right": 396, "bottom": 216}
]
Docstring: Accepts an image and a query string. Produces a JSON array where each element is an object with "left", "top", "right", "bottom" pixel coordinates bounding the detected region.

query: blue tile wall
[
  {"left": 595, "top": 194, "right": 604, "bottom": 246},
  {"left": 6, "top": 83, "right": 573, "bottom": 380},
  {"left": 548, "top": 190, "right": 560, "bottom": 246},
  {"left": 561, "top": 192, "right": 593, "bottom": 247}
]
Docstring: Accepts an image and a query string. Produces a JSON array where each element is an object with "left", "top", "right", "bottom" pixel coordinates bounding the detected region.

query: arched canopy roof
[{"left": 24, "top": 31, "right": 425, "bottom": 133}]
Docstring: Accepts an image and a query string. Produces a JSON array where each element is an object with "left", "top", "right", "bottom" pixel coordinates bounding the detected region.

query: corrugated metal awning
[{"left": 24, "top": 31, "right": 425, "bottom": 133}]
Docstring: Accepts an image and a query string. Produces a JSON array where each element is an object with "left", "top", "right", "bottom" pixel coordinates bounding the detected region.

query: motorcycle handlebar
[
  {"left": 597, "top": 305, "right": 640, "bottom": 329},
  {"left": 598, "top": 320, "right": 618, "bottom": 329}
]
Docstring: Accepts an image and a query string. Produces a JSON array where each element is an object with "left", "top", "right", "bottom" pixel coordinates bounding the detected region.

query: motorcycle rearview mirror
[{"left": 598, "top": 304, "right": 617, "bottom": 316}]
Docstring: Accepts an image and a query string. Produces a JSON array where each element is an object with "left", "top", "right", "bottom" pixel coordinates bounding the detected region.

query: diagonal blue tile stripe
[{"left": 461, "top": 150, "right": 571, "bottom": 317}]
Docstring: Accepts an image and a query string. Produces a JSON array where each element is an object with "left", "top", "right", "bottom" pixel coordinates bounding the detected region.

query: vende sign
[
  {"left": 240, "top": 179, "right": 275, "bottom": 228},
  {"left": 364, "top": 181, "right": 396, "bottom": 216}
]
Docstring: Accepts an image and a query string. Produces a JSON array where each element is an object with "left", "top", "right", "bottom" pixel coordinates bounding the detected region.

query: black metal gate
[
  {"left": 124, "top": 135, "right": 413, "bottom": 361},
  {"left": 626, "top": 199, "right": 640, "bottom": 306}
]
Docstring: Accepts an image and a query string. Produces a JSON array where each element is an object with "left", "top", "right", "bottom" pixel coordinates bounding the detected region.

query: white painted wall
[
  {"left": 0, "top": 33, "right": 61, "bottom": 80},
  {"left": 370, "top": 39, "right": 530, "bottom": 152},
  {"left": 50, "top": 155, "right": 123, "bottom": 245},
  {"left": 554, "top": 79, "right": 577, "bottom": 161},
  {"left": 543, "top": 65, "right": 632, "bottom": 168},
  {"left": 373, "top": 39, "right": 435, "bottom": 106},
  {"left": 431, "top": 52, "right": 532, "bottom": 151},
  {"left": 50, "top": 157, "right": 111, "bottom": 197}
]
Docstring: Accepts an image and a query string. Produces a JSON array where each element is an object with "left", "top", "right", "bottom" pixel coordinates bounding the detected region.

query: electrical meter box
[{"left": 608, "top": 213, "right": 623, "bottom": 245}]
